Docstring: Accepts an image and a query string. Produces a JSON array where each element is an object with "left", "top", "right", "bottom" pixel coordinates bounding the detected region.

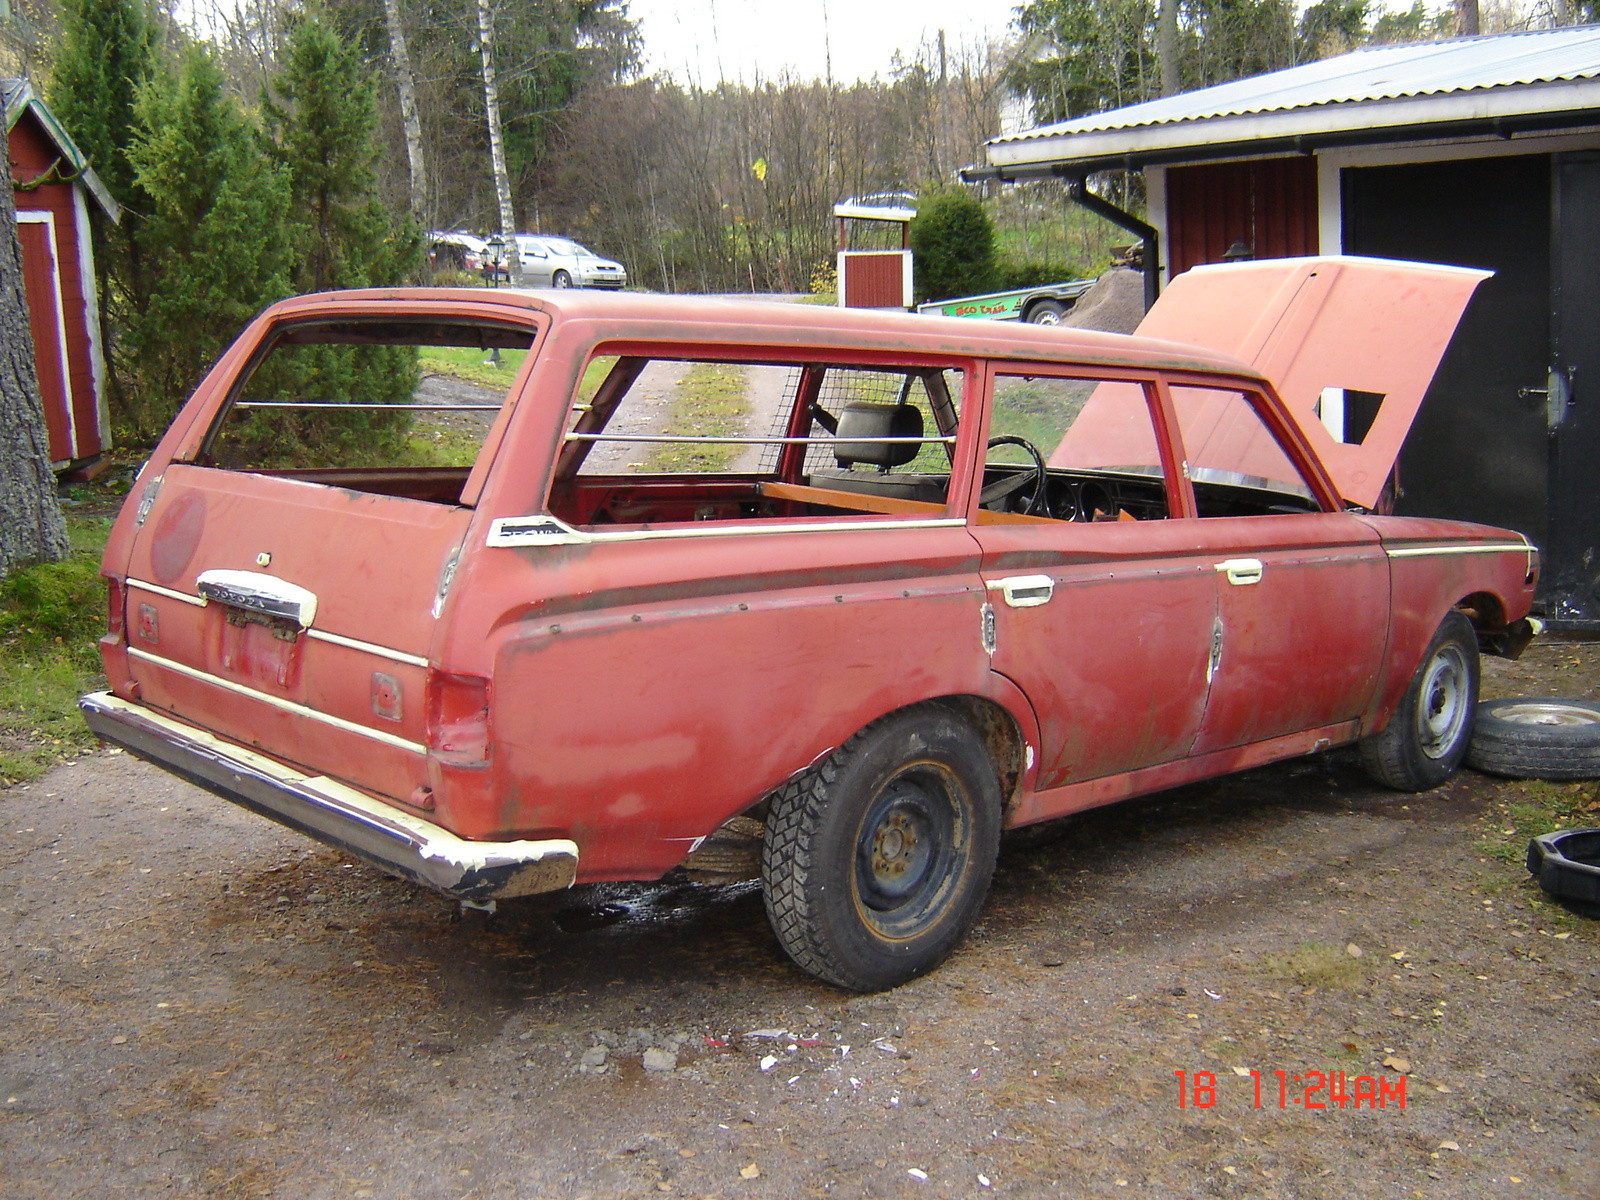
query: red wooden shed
[{"left": 4, "top": 79, "right": 117, "bottom": 473}]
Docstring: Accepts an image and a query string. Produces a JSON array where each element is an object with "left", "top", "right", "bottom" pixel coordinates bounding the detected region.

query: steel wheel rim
[
  {"left": 853, "top": 764, "right": 967, "bottom": 939},
  {"left": 1419, "top": 643, "right": 1471, "bottom": 759},
  {"left": 1493, "top": 700, "right": 1600, "bottom": 728}
]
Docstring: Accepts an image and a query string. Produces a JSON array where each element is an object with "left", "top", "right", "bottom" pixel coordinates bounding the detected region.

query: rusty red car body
[{"left": 81, "top": 259, "right": 1538, "bottom": 989}]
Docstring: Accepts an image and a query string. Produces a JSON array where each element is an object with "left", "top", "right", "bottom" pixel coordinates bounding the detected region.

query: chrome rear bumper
[{"left": 79, "top": 691, "right": 577, "bottom": 902}]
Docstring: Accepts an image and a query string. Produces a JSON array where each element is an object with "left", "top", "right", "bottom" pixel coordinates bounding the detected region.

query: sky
[{"left": 623, "top": 0, "right": 1028, "bottom": 85}]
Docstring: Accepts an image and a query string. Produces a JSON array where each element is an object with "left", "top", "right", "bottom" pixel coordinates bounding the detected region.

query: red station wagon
[{"left": 81, "top": 258, "right": 1539, "bottom": 990}]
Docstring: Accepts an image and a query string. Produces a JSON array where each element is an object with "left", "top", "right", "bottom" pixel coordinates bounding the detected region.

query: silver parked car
[{"left": 513, "top": 234, "right": 627, "bottom": 289}]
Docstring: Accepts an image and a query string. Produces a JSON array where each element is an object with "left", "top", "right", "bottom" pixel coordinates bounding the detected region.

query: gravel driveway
[{"left": 1, "top": 645, "right": 1597, "bottom": 1199}]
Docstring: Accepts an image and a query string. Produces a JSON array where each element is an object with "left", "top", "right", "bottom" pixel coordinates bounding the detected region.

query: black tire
[
  {"left": 1468, "top": 698, "right": 1600, "bottom": 780},
  {"left": 761, "top": 704, "right": 1003, "bottom": 991},
  {"left": 552, "top": 269, "right": 572, "bottom": 288},
  {"left": 1026, "top": 299, "right": 1067, "bottom": 325},
  {"left": 1360, "top": 611, "right": 1479, "bottom": 791}
]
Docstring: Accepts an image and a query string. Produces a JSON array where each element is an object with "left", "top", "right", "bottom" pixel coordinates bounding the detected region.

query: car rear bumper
[{"left": 78, "top": 691, "right": 578, "bottom": 902}]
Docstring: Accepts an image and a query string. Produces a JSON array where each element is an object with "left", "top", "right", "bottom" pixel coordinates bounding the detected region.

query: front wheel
[
  {"left": 1359, "top": 611, "right": 1479, "bottom": 791},
  {"left": 761, "top": 705, "right": 1003, "bottom": 991},
  {"left": 552, "top": 269, "right": 572, "bottom": 288}
]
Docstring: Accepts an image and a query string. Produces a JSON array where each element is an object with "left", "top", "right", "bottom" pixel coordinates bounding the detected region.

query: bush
[
  {"left": 992, "top": 259, "right": 1081, "bottom": 291},
  {"left": 910, "top": 190, "right": 996, "bottom": 304},
  {"left": 428, "top": 268, "right": 483, "bottom": 288}
]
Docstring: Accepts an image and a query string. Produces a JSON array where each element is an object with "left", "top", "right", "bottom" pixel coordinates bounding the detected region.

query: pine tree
[
  {"left": 261, "top": 9, "right": 424, "bottom": 457},
  {"left": 265, "top": 8, "right": 421, "bottom": 294},
  {"left": 123, "top": 43, "right": 293, "bottom": 438}
]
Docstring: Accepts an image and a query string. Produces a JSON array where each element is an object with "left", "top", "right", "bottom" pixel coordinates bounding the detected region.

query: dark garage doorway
[{"left": 1343, "top": 154, "right": 1551, "bottom": 551}]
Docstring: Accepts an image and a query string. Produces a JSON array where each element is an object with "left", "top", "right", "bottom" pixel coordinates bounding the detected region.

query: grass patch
[
  {"left": 398, "top": 424, "right": 489, "bottom": 468},
  {"left": 0, "top": 514, "right": 113, "bottom": 784},
  {"left": 1258, "top": 941, "right": 1366, "bottom": 991},
  {"left": 643, "top": 363, "right": 751, "bottom": 473},
  {"left": 1475, "top": 779, "right": 1600, "bottom": 864},
  {"left": 418, "top": 346, "right": 528, "bottom": 391}
]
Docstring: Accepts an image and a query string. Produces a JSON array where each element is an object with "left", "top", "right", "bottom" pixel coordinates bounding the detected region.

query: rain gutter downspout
[{"left": 1058, "top": 172, "right": 1160, "bottom": 310}]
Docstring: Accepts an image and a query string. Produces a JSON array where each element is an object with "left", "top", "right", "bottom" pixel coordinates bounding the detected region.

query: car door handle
[
  {"left": 987, "top": 574, "right": 1055, "bottom": 608},
  {"left": 1215, "top": 558, "right": 1264, "bottom": 586}
]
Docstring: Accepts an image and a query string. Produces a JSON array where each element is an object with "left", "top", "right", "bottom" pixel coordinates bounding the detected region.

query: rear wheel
[
  {"left": 761, "top": 705, "right": 1002, "bottom": 991},
  {"left": 1026, "top": 299, "right": 1067, "bottom": 325},
  {"left": 1360, "top": 611, "right": 1479, "bottom": 791}
]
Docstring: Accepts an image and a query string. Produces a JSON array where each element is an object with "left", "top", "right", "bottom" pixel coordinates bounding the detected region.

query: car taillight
[
  {"left": 104, "top": 575, "right": 126, "bottom": 637},
  {"left": 426, "top": 669, "right": 491, "bottom": 766}
]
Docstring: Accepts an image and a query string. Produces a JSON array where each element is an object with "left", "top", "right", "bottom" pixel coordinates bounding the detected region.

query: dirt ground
[{"left": 2, "top": 642, "right": 1598, "bottom": 1200}]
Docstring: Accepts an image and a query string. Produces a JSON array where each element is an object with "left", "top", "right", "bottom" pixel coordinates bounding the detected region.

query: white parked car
[{"left": 513, "top": 235, "right": 627, "bottom": 289}]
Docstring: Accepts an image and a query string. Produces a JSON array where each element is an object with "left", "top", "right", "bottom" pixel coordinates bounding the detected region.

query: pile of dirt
[{"left": 1063, "top": 267, "right": 1146, "bottom": 335}]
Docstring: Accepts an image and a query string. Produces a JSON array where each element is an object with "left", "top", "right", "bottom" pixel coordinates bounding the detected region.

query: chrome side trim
[
  {"left": 487, "top": 513, "right": 966, "bottom": 548},
  {"left": 127, "top": 646, "right": 427, "bottom": 755},
  {"left": 128, "top": 578, "right": 204, "bottom": 606},
  {"left": 1385, "top": 543, "right": 1531, "bottom": 558},
  {"left": 78, "top": 692, "right": 577, "bottom": 902},
  {"left": 306, "top": 629, "right": 430, "bottom": 668}
]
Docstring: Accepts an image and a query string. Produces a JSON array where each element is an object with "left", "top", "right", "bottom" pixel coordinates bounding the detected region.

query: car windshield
[{"left": 544, "top": 239, "right": 588, "bottom": 257}]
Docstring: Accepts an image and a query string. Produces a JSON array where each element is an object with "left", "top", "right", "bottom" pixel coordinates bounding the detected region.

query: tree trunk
[
  {"left": 1158, "top": 0, "right": 1179, "bottom": 96},
  {"left": 382, "top": 0, "right": 428, "bottom": 231},
  {"left": 476, "top": 0, "right": 521, "bottom": 284},
  {"left": 1455, "top": 0, "right": 1480, "bottom": 36},
  {"left": 0, "top": 148, "right": 68, "bottom": 576}
]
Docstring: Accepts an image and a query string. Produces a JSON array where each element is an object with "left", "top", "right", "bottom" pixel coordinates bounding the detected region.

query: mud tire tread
[{"left": 760, "top": 703, "right": 1000, "bottom": 992}]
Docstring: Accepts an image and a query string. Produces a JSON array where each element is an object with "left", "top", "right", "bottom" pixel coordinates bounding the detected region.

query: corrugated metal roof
[{"left": 991, "top": 25, "right": 1600, "bottom": 146}]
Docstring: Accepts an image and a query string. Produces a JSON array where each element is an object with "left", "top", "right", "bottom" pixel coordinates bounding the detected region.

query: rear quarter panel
[
  {"left": 435, "top": 527, "right": 993, "bottom": 880},
  {"left": 433, "top": 311, "right": 1004, "bottom": 880},
  {"left": 1358, "top": 515, "right": 1537, "bottom": 733}
]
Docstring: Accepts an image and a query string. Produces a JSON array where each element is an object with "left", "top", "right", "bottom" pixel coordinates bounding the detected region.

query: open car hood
[{"left": 1134, "top": 256, "right": 1490, "bottom": 509}]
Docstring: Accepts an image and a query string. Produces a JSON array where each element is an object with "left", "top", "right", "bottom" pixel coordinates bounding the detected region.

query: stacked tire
[{"left": 1468, "top": 698, "right": 1600, "bottom": 780}]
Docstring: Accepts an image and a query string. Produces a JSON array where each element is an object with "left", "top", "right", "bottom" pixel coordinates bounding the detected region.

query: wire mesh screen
[{"left": 756, "top": 367, "right": 962, "bottom": 476}]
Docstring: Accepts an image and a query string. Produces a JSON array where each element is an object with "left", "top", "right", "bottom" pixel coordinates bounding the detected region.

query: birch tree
[
  {"left": 476, "top": 0, "right": 522, "bottom": 282},
  {"left": 381, "top": 0, "right": 429, "bottom": 229}
]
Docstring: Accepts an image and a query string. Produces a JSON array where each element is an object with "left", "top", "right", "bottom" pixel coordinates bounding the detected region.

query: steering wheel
[{"left": 981, "top": 435, "right": 1050, "bottom": 515}]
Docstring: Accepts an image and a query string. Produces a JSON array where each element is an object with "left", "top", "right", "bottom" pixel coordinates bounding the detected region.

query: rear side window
[
  {"left": 548, "top": 354, "right": 964, "bottom": 529},
  {"left": 196, "top": 318, "right": 535, "bottom": 502}
]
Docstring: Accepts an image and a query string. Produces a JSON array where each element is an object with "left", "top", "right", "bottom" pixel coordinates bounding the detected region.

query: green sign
[{"left": 917, "top": 289, "right": 1027, "bottom": 320}]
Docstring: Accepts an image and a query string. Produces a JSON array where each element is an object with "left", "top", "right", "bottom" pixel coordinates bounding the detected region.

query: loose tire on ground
[
  {"left": 1468, "top": 698, "right": 1600, "bottom": 780},
  {"left": 1360, "top": 611, "right": 1480, "bottom": 791},
  {"left": 760, "top": 704, "right": 1003, "bottom": 991}
]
